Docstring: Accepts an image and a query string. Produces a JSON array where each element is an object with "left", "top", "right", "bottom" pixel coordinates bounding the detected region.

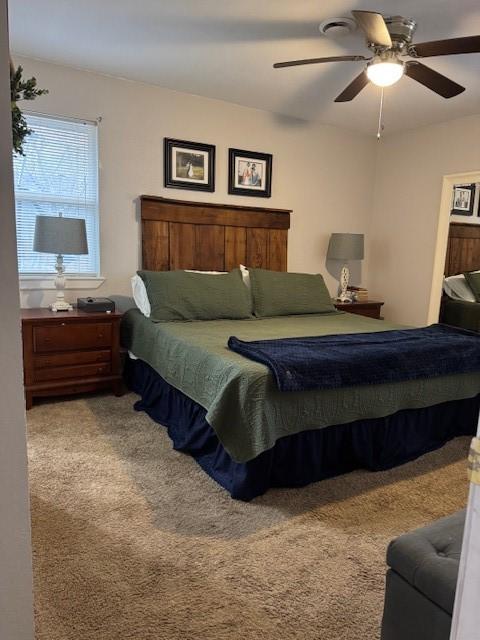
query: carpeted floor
[{"left": 27, "top": 392, "right": 470, "bottom": 640}]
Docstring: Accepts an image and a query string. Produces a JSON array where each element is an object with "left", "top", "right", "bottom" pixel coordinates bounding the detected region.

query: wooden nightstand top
[
  {"left": 21, "top": 308, "right": 123, "bottom": 323},
  {"left": 334, "top": 300, "right": 384, "bottom": 309}
]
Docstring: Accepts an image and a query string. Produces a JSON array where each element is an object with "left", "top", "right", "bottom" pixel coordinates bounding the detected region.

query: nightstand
[
  {"left": 21, "top": 308, "right": 123, "bottom": 409},
  {"left": 334, "top": 300, "right": 384, "bottom": 319}
]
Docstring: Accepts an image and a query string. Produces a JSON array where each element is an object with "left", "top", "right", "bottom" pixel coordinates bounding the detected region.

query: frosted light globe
[{"left": 367, "top": 60, "right": 404, "bottom": 87}]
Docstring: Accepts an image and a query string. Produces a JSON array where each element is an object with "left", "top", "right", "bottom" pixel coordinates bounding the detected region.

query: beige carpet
[{"left": 28, "top": 393, "right": 470, "bottom": 640}]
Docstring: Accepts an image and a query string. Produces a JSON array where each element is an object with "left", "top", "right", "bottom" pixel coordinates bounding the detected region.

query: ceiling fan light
[{"left": 366, "top": 60, "right": 404, "bottom": 87}]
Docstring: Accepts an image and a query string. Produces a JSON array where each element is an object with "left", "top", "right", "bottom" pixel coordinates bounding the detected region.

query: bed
[
  {"left": 441, "top": 222, "right": 480, "bottom": 331},
  {"left": 122, "top": 197, "right": 480, "bottom": 500},
  {"left": 440, "top": 298, "right": 480, "bottom": 332}
]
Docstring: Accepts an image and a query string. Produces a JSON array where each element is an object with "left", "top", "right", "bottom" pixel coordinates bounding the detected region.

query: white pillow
[
  {"left": 443, "top": 273, "right": 476, "bottom": 302},
  {"left": 131, "top": 275, "right": 151, "bottom": 317},
  {"left": 187, "top": 267, "right": 251, "bottom": 289},
  {"left": 185, "top": 270, "right": 226, "bottom": 274},
  {"left": 239, "top": 264, "right": 250, "bottom": 288}
]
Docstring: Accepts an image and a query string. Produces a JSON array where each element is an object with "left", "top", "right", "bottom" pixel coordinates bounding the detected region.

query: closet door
[{"left": 450, "top": 415, "right": 480, "bottom": 640}]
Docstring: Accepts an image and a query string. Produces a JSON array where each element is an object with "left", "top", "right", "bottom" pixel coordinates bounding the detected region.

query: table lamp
[
  {"left": 327, "top": 233, "right": 364, "bottom": 302},
  {"left": 33, "top": 214, "right": 88, "bottom": 312}
]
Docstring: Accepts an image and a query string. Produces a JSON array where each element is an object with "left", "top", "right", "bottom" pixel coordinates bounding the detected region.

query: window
[{"left": 13, "top": 113, "right": 99, "bottom": 276}]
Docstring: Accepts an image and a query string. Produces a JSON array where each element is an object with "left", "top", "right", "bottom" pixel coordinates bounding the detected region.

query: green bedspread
[{"left": 121, "top": 309, "right": 480, "bottom": 463}]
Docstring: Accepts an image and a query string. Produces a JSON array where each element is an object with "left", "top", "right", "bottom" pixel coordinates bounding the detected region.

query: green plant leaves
[{"left": 10, "top": 62, "right": 48, "bottom": 155}]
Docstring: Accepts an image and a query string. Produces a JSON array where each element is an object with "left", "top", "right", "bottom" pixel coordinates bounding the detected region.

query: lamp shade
[
  {"left": 33, "top": 215, "right": 88, "bottom": 255},
  {"left": 327, "top": 233, "right": 364, "bottom": 261}
]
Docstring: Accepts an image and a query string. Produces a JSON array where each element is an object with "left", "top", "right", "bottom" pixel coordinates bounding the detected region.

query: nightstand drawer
[
  {"left": 357, "top": 308, "right": 382, "bottom": 319},
  {"left": 345, "top": 306, "right": 379, "bottom": 318},
  {"left": 34, "top": 350, "right": 111, "bottom": 369},
  {"left": 34, "top": 362, "right": 111, "bottom": 382},
  {"left": 33, "top": 323, "right": 112, "bottom": 353},
  {"left": 334, "top": 300, "right": 384, "bottom": 320}
]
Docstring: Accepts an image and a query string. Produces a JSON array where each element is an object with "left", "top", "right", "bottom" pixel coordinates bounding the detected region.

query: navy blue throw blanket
[{"left": 228, "top": 324, "right": 480, "bottom": 392}]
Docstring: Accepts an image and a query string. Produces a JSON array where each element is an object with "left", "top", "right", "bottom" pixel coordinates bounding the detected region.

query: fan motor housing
[{"left": 384, "top": 16, "right": 417, "bottom": 45}]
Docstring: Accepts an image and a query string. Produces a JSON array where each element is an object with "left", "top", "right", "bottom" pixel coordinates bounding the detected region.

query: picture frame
[
  {"left": 228, "top": 148, "right": 272, "bottom": 198},
  {"left": 164, "top": 138, "right": 215, "bottom": 192},
  {"left": 451, "top": 183, "right": 476, "bottom": 217}
]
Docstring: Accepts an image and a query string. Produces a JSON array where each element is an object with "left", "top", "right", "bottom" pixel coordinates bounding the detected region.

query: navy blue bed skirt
[{"left": 125, "top": 358, "right": 480, "bottom": 501}]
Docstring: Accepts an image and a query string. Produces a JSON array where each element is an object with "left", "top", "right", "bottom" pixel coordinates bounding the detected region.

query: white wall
[
  {"left": 14, "top": 56, "right": 377, "bottom": 309},
  {"left": 17, "top": 57, "right": 480, "bottom": 326},
  {"left": 0, "top": 3, "right": 34, "bottom": 639},
  {"left": 370, "top": 115, "right": 480, "bottom": 325}
]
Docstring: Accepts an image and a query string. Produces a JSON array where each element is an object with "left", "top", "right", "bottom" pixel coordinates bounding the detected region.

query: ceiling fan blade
[
  {"left": 351, "top": 10, "right": 392, "bottom": 48},
  {"left": 411, "top": 35, "right": 480, "bottom": 58},
  {"left": 273, "top": 55, "right": 368, "bottom": 69},
  {"left": 405, "top": 62, "right": 465, "bottom": 98},
  {"left": 334, "top": 71, "right": 370, "bottom": 102}
]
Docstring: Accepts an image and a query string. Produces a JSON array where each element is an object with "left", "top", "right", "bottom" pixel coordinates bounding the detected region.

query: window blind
[{"left": 13, "top": 113, "right": 99, "bottom": 276}]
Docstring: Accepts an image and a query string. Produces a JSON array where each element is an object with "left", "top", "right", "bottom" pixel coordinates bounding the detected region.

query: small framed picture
[
  {"left": 228, "top": 148, "right": 272, "bottom": 198},
  {"left": 164, "top": 138, "right": 215, "bottom": 192},
  {"left": 451, "top": 183, "right": 476, "bottom": 216}
]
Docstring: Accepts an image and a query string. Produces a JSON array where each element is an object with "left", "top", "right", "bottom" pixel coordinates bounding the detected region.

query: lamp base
[
  {"left": 50, "top": 254, "right": 73, "bottom": 312},
  {"left": 336, "top": 264, "right": 352, "bottom": 303},
  {"left": 50, "top": 300, "right": 73, "bottom": 312}
]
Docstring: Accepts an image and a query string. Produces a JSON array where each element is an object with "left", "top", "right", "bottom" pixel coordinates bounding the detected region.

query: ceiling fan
[{"left": 273, "top": 10, "right": 480, "bottom": 102}]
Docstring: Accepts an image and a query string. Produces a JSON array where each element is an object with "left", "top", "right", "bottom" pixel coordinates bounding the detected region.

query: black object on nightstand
[{"left": 77, "top": 297, "right": 116, "bottom": 313}]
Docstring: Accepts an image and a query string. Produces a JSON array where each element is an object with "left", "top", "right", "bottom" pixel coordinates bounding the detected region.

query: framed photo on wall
[
  {"left": 164, "top": 138, "right": 215, "bottom": 192},
  {"left": 451, "top": 183, "right": 476, "bottom": 217},
  {"left": 228, "top": 148, "right": 272, "bottom": 198}
]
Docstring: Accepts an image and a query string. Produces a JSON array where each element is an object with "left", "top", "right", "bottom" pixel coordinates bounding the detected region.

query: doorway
[{"left": 427, "top": 171, "right": 480, "bottom": 324}]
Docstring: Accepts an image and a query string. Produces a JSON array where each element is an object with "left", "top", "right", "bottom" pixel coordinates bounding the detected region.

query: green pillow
[
  {"left": 249, "top": 268, "right": 335, "bottom": 317},
  {"left": 464, "top": 271, "right": 480, "bottom": 302},
  {"left": 138, "top": 269, "right": 252, "bottom": 321}
]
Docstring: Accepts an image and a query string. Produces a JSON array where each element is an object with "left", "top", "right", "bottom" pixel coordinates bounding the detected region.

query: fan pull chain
[{"left": 377, "top": 88, "right": 385, "bottom": 140}]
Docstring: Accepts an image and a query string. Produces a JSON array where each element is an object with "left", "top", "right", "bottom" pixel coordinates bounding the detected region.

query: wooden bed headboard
[
  {"left": 444, "top": 222, "right": 480, "bottom": 276},
  {"left": 140, "top": 196, "right": 291, "bottom": 272}
]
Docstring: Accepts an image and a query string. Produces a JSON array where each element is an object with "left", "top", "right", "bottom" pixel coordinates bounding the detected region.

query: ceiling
[{"left": 8, "top": 0, "right": 480, "bottom": 135}]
